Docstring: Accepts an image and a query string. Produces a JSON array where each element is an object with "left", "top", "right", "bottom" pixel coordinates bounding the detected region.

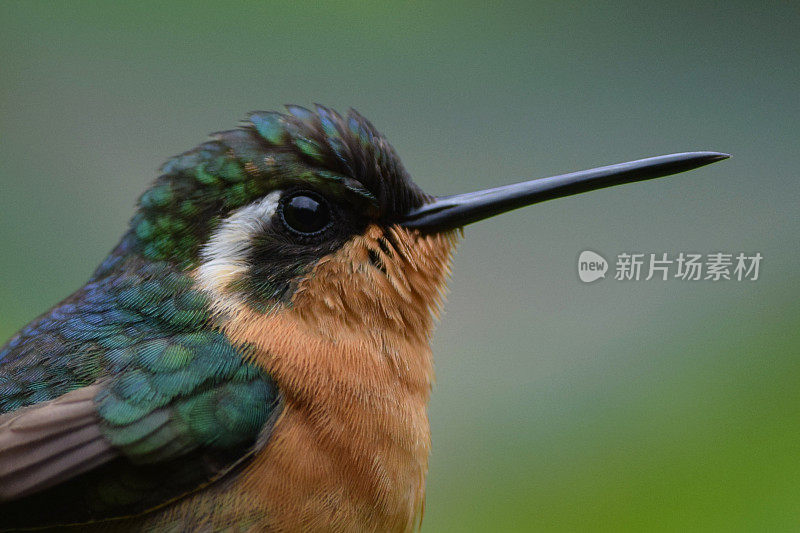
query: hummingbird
[{"left": 0, "top": 105, "right": 727, "bottom": 532}]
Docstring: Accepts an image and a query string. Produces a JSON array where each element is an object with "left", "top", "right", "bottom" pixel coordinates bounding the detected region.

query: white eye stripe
[{"left": 196, "top": 191, "right": 281, "bottom": 309}]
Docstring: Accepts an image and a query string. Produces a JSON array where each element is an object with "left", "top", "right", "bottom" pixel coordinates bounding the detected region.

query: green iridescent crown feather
[{"left": 129, "top": 105, "right": 427, "bottom": 265}]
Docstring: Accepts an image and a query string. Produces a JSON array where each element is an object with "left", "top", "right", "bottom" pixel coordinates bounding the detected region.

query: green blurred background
[{"left": 1, "top": 2, "right": 798, "bottom": 531}]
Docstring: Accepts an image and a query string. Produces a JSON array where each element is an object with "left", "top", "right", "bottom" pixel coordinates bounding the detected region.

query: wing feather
[
  {"left": 0, "top": 257, "right": 280, "bottom": 527},
  {"left": 0, "top": 385, "right": 117, "bottom": 500}
]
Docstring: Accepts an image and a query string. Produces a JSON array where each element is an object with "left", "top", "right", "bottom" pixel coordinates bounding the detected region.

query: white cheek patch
[{"left": 196, "top": 191, "right": 281, "bottom": 311}]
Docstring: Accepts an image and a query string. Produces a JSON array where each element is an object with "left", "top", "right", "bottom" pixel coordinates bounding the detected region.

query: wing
[{"left": 0, "top": 254, "right": 280, "bottom": 529}]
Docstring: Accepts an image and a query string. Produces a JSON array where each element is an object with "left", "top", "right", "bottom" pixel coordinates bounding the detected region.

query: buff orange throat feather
[{"left": 0, "top": 105, "right": 727, "bottom": 531}]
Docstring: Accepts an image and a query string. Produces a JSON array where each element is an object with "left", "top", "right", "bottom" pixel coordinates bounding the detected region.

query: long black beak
[{"left": 401, "top": 152, "right": 729, "bottom": 232}]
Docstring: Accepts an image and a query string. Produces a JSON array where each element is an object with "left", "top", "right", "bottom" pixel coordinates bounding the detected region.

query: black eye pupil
[{"left": 281, "top": 193, "right": 331, "bottom": 235}]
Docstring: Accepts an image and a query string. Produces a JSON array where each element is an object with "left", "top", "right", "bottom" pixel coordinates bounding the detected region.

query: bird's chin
[
  {"left": 196, "top": 222, "right": 459, "bottom": 340},
  {"left": 285, "top": 223, "right": 460, "bottom": 336}
]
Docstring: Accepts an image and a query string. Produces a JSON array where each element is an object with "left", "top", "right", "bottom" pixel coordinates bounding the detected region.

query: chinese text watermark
[{"left": 578, "top": 251, "right": 762, "bottom": 283}]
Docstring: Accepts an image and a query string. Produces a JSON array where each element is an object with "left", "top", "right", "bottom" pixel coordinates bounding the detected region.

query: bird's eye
[{"left": 279, "top": 192, "right": 332, "bottom": 236}]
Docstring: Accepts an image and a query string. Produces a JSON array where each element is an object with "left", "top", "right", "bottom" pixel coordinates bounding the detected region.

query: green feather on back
[{"left": 0, "top": 255, "right": 279, "bottom": 528}]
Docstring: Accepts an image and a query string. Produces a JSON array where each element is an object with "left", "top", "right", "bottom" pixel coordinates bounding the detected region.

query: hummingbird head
[
  {"left": 121, "top": 104, "right": 727, "bottom": 337},
  {"left": 124, "top": 105, "right": 456, "bottom": 335}
]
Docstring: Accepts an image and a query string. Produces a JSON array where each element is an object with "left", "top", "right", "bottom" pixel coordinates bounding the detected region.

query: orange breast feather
[{"left": 212, "top": 226, "right": 456, "bottom": 532}]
